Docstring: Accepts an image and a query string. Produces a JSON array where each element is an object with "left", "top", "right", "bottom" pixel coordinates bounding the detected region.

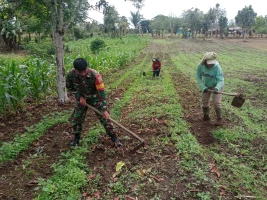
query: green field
[{"left": 0, "top": 36, "right": 267, "bottom": 200}]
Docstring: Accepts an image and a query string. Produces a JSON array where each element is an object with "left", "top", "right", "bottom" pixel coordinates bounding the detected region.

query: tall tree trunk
[
  {"left": 51, "top": 0, "right": 69, "bottom": 104},
  {"left": 55, "top": 31, "right": 69, "bottom": 104},
  {"left": 170, "top": 21, "right": 173, "bottom": 37},
  {"left": 2, "top": 35, "right": 8, "bottom": 49},
  {"left": 243, "top": 30, "right": 247, "bottom": 41}
]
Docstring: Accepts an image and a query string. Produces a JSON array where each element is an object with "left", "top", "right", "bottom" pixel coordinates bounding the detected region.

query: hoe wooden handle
[
  {"left": 85, "top": 103, "right": 145, "bottom": 143},
  {"left": 207, "top": 89, "right": 240, "bottom": 97}
]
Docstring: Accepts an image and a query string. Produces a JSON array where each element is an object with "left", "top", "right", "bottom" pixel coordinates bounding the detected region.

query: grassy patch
[{"left": 0, "top": 111, "right": 71, "bottom": 163}]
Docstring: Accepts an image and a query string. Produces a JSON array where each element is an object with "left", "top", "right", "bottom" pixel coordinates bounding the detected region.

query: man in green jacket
[
  {"left": 196, "top": 52, "right": 224, "bottom": 126},
  {"left": 66, "top": 58, "right": 122, "bottom": 146}
]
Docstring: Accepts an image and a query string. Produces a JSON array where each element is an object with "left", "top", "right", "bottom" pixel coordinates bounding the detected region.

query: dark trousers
[
  {"left": 153, "top": 69, "right": 160, "bottom": 77},
  {"left": 72, "top": 99, "right": 117, "bottom": 136}
]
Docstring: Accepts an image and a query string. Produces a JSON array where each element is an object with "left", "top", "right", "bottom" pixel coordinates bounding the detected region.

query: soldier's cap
[{"left": 73, "top": 58, "right": 88, "bottom": 71}]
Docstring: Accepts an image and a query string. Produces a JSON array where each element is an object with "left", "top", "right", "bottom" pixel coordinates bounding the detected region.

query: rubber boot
[
  {"left": 110, "top": 134, "right": 123, "bottom": 147},
  {"left": 215, "top": 108, "right": 223, "bottom": 126},
  {"left": 202, "top": 107, "right": 210, "bottom": 121},
  {"left": 70, "top": 134, "right": 81, "bottom": 146}
]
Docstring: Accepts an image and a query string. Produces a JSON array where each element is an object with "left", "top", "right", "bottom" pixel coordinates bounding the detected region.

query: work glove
[
  {"left": 213, "top": 88, "right": 219, "bottom": 94},
  {"left": 203, "top": 88, "right": 208, "bottom": 93}
]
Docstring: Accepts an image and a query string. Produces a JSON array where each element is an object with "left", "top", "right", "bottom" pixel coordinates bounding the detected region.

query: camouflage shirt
[{"left": 66, "top": 68, "right": 108, "bottom": 111}]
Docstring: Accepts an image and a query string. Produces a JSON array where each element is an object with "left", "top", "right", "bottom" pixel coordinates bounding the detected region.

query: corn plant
[
  {"left": 0, "top": 57, "right": 57, "bottom": 116},
  {"left": 0, "top": 60, "right": 28, "bottom": 115},
  {"left": 24, "top": 57, "right": 56, "bottom": 103},
  {"left": 1, "top": 35, "right": 148, "bottom": 116}
]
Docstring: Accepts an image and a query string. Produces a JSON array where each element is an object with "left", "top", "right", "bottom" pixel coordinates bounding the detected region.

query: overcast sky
[{"left": 88, "top": 0, "right": 266, "bottom": 24}]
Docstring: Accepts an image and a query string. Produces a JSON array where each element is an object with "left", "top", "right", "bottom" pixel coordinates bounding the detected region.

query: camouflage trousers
[{"left": 72, "top": 98, "right": 117, "bottom": 136}]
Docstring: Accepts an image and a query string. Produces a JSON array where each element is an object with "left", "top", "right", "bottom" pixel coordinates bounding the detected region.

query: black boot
[
  {"left": 202, "top": 107, "right": 210, "bottom": 121},
  {"left": 110, "top": 134, "right": 123, "bottom": 147},
  {"left": 215, "top": 109, "right": 223, "bottom": 126},
  {"left": 70, "top": 134, "right": 81, "bottom": 146}
]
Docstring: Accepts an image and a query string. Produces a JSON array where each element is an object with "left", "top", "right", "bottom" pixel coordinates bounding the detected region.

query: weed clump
[{"left": 90, "top": 38, "right": 106, "bottom": 54}]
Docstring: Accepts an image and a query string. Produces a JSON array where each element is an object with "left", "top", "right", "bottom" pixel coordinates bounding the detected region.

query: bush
[
  {"left": 46, "top": 45, "right": 56, "bottom": 55},
  {"left": 73, "top": 26, "right": 87, "bottom": 40},
  {"left": 90, "top": 38, "right": 106, "bottom": 54},
  {"left": 255, "top": 27, "right": 267, "bottom": 34}
]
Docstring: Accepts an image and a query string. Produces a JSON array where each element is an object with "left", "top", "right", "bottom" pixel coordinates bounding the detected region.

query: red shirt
[{"left": 152, "top": 61, "right": 161, "bottom": 70}]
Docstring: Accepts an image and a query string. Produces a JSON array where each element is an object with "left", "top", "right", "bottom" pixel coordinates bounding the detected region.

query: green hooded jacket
[{"left": 196, "top": 61, "right": 224, "bottom": 92}]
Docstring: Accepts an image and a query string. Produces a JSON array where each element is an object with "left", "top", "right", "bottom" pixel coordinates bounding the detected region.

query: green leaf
[
  {"left": 115, "top": 161, "right": 125, "bottom": 172},
  {"left": 0, "top": 28, "right": 5, "bottom": 35}
]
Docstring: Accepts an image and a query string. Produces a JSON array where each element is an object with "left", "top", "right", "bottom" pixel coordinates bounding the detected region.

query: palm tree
[{"left": 130, "top": 11, "right": 142, "bottom": 31}]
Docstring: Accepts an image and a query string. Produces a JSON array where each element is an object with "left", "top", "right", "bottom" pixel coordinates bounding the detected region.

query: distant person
[
  {"left": 66, "top": 58, "right": 123, "bottom": 146},
  {"left": 152, "top": 58, "right": 161, "bottom": 77},
  {"left": 196, "top": 52, "right": 224, "bottom": 126}
]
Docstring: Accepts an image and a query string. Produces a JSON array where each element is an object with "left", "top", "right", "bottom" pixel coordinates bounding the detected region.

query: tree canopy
[
  {"left": 235, "top": 5, "right": 257, "bottom": 40},
  {"left": 182, "top": 8, "right": 203, "bottom": 38}
]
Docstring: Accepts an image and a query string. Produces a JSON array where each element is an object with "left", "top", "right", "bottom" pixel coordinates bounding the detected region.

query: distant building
[{"left": 227, "top": 27, "right": 242, "bottom": 34}]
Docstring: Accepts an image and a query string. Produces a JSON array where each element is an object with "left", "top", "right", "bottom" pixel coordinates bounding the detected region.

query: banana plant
[{"left": 1, "top": 19, "right": 22, "bottom": 49}]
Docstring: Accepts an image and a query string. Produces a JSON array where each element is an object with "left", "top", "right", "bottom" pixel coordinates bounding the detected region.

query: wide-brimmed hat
[
  {"left": 200, "top": 52, "right": 217, "bottom": 65},
  {"left": 206, "top": 59, "right": 216, "bottom": 64}
]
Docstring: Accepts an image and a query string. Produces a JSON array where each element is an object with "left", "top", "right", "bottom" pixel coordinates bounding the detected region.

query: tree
[
  {"left": 182, "top": 25, "right": 188, "bottom": 38},
  {"left": 202, "top": 8, "right": 216, "bottom": 39},
  {"left": 150, "top": 15, "right": 169, "bottom": 35},
  {"left": 49, "top": 0, "right": 93, "bottom": 104},
  {"left": 169, "top": 13, "right": 175, "bottom": 37},
  {"left": 235, "top": 5, "right": 257, "bottom": 41},
  {"left": 84, "top": 20, "right": 100, "bottom": 33},
  {"left": 128, "top": 0, "right": 144, "bottom": 10},
  {"left": 171, "top": 17, "right": 183, "bottom": 35},
  {"left": 182, "top": 8, "right": 204, "bottom": 38},
  {"left": 0, "top": 1, "right": 23, "bottom": 49},
  {"left": 254, "top": 16, "right": 267, "bottom": 34},
  {"left": 19, "top": 0, "right": 51, "bottom": 41},
  {"left": 129, "top": 11, "right": 142, "bottom": 31},
  {"left": 138, "top": 19, "right": 150, "bottom": 34},
  {"left": 103, "top": 6, "right": 119, "bottom": 36},
  {"left": 2, "top": 0, "right": 145, "bottom": 104},
  {"left": 119, "top": 16, "right": 129, "bottom": 36},
  {"left": 1, "top": 19, "right": 22, "bottom": 49},
  {"left": 48, "top": 0, "right": 145, "bottom": 103},
  {"left": 210, "top": 3, "right": 226, "bottom": 37},
  {"left": 218, "top": 16, "right": 228, "bottom": 38}
]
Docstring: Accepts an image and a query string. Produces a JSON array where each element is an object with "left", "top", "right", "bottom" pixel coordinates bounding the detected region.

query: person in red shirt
[{"left": 152, "top": 58, "right": 161, "bottom": 77}]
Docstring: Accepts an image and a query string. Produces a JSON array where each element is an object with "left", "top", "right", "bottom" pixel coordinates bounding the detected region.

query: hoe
[
  {"left": 208, "top": 89, "right": 245, "bottom": 108},
  {"left": 141, "top": 70, "right": 160, "bottom": 76},
  {"left": 86, "top": 103, "right": 145, "bottom": 152}
]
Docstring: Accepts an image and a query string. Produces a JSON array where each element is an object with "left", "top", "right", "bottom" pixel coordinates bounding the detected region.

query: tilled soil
[
  {"left": 0, "top": 75, "right": 131, "bottom": 199},
  {"left": 0, "top": 37, "right": 266, "bottom": 200}
]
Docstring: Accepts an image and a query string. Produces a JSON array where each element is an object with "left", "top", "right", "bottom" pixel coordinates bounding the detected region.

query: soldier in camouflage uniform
[{"left": 66, "top": 58, "right": 122, "bottom": 146}]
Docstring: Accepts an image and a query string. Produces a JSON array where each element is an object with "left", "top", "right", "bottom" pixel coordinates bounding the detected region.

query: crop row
[{"left": 0, "top": 36, "right": 148, "bottom": 117}]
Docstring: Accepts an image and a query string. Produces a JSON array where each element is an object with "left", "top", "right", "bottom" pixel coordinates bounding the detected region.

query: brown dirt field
[
  {"left": 0, "top": 37, "right": 266, "bottom": 199},
  {"left": 218, "top": 37, "right": 267, "bottom": 50}
]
